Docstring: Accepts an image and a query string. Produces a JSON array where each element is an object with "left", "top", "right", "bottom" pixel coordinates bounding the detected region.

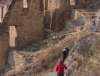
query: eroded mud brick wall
[
  {"left": 0, "top": 25, "right": 9, "bottom": 70},
  {"left": 6, "top": 0, "right": 44, "bottom": 48}
]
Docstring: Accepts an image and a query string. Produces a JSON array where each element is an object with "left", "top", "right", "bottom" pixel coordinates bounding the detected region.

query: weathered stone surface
[
  {"left": 5, "top": 0, "right": 44, "bottom": 48},
  {"left": 44, "top": 0, "right": 71, "bottom": 32},
  {"left": 0, "top": 27, "right": 9, "bottom": 70}
]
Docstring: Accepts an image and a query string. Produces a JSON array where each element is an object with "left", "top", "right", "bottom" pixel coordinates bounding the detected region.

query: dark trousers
[{"left": 57, "top": 72, "right": 64, "bottom": 76}]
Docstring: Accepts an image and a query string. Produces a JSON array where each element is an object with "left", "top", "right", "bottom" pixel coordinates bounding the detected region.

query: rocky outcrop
[{"left": 66, "top": 33, "right": 100, "bottom": 76}]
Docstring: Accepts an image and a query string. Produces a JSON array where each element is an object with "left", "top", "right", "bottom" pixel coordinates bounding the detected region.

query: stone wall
[
  {"left": 4, "top": 0, "right": 72, "bottom": 49},
  {"left": 5, "top": 0, "right": 44, "bottom": 49},
  {"left": 44, "top": 0, "right": 71, "bottom": 32},
  {"left": 0, "top": 26, "right": 9, "bottom": 70}
]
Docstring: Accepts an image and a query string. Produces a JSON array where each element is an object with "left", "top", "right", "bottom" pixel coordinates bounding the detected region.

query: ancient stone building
[
  {"left": 4, "top": 0, "right": 44, "bottom": 49},
  {"left": 4, "top": 0, "right": 73, "bottom": 48},
  {"left": 0, "top": 0, "right": 77, "bottom": 50}
]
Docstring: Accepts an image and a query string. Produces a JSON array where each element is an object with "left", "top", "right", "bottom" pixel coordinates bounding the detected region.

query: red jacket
[{"left": 56, "top": 63, "right": 67, "bottom": 73}]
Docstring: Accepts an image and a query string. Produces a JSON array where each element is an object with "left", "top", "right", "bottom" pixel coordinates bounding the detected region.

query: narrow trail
[
  {"left": 4, "top": 28, "right": 98, "bottom": 76},
  {"left": 41, "top": 31, "right": 98, "bottom": 76},
  {"left": 4, "top": 31, "right": 77, "bottom": 76}
]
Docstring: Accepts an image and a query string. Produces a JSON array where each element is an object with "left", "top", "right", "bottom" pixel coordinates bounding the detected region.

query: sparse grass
[
  {"left": 64, "top": 21, "right": 73, "bottom": 33},
  {"left": 47, "top": 50, "right": 61, "bottom": 69}
]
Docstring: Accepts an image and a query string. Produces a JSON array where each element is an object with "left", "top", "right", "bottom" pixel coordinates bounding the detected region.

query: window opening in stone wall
[
  {"left": 70, "top": 0, "right": 75, "bottom": 6},
  {"left": 0, "top": 5, "right": 8, "bottom": 23},
  {"left": 0, "top": 6, "right": 3, "bottom": 23},
  {"left": 9, "top": 26, "right": 17, "bottom": 48},
  {"left": 23, "top": 0, "right": 28, "bottom": 9},
  {"left": 3, "top": 5, "right": 8, "bottom": 18}
]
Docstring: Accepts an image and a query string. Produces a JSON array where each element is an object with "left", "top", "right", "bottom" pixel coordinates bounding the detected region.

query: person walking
[
  {"left": 62, "top": 48, "right": 70, "bottom": 62},
  {"left": 55, "top": 58, "right": 67, "bottom": 76}
]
